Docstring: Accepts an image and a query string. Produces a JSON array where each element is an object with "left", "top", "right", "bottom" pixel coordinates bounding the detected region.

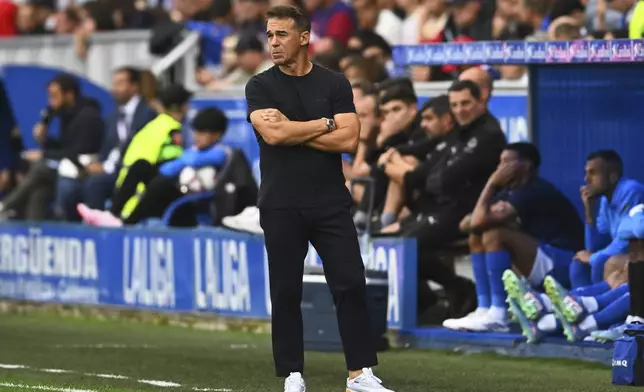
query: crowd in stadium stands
[
  {"left": 2, "top": 0, "right": 644, "bottom": 343},
  {"left": 0, "top": 0, "right": 643, "bottom": 84}
]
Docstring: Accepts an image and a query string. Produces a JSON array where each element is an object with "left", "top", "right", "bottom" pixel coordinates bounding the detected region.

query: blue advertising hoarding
[
  {"left": 0, "top": 223, "right": 417, "bottom": 330},
  {"left": 392, "top": 39, "right": 644, "bottom": 66}
]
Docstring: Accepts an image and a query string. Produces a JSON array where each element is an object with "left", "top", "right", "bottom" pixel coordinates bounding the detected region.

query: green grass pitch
[{"left": 0, "top": 313, "right": 629, "bottom": 391}]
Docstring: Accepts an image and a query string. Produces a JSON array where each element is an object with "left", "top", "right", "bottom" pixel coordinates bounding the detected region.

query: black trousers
[
  {"left": 260, "top": 204, "right": 378, "bottom": 377},
  {"left": 1, "top": 160, "right": 56, "bottom": 220},
  {"left": 399, "top": 208, "right": 469, "bottom": 313},
  {"left": 110, "top": 160, "right": 165, "bottom": 217},
  {"left": 124, "top": 175, "right": 197, "bottom": 227}
]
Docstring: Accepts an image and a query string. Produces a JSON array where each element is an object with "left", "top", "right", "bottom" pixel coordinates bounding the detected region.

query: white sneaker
[
  {"left": 222, "top": 206, "right": 263, "bottom": 234},
  {"left": 467, "top": 311, "right": 509, "bottom": 332},
  {"left": 284, "top": 372, "right": 305, "bottom": 392},
  {"left": 443, "top": 308, "right": 488, "bottom": 330},
  {"left": 346, "top": 368, "right": 394, "bottom": 392}
]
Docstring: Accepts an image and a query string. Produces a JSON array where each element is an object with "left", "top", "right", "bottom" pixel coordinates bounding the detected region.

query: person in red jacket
[
  {"left": 0, "top": 1, "right": 17, "bottom": 37},
  {"left": 306, "top": 0, "right": 356, "bottom": 52}
]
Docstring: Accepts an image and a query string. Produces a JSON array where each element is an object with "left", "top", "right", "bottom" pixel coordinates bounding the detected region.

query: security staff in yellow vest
[
  {"left": 77, "top": 84, "right": 192, "bottom": 224},
  {"left": 630, "top": 0, "right": 644, "bottom": 38}
]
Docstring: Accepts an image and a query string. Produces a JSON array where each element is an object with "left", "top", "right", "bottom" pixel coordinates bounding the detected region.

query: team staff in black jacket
[
  {"left": 0, "top": 74, "right": 104, "bottom": 221},
  {"left": 352, "top": 84, "right": 424, "bottom": 230},
  {"left": 377, "top": 95, "right": 454, "bottom": 223},
  {"left": 380, "top": 80, "right": 507, "bottom": 322}
]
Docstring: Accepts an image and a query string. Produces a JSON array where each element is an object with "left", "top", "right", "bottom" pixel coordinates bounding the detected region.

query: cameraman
[{"left": 0, "top": 74, "right": 104, "bottom": 221}]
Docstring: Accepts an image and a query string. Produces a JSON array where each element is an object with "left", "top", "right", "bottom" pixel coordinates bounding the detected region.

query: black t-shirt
[{"left": 245, "top": 63, "right": 355, "bottom": 209}]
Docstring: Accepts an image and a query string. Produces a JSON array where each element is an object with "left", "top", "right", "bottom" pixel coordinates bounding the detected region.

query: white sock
[
  {"left": 579, "top": 315, "right": 598, "bottom": 332},
  {"left": 487, "top": 306, "right": 507, "bottom": 321},
  {"left": 537, "top": 313, "right": 557, "bottom": 332},
  {"left": 626, "top": 315, "right": 634, "bottom": 323},
  {"left": 472, "top": 307, "right": 489, "bottom": 315},
  {"left": 539, "top": 294, "right": 554, "bottom": 312},
  {"left": 580, "top": 297, "right": 599, "bottom": 313},
  {"left": 632, "top": 316, "right": 644, "bottom": 324}
]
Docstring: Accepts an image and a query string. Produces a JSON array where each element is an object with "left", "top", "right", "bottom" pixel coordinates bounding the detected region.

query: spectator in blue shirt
[
  {"left": 445, "top": 142, "right": 584, "bottom": 332},
  {"left": 82, "top": 107, "right": 230, "bottom": 228},
  {"left": 572, "top": 150, "right": 644, "bottom": 287}
]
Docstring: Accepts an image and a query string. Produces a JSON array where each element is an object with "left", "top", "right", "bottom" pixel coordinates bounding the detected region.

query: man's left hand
[
  {"left": 260, "top": 109, "right": 289, "bottom": 123},
  {"left": 377, "top": 149, "right": 396, "bottom": 167},
  {"left": 22, "top": 150, "right": 42, "bottom": 162},
  {"left": 86, "top": 163, "right": 105, "bottom": 175},
  {"left": 381, "top": 222, "right": 400, "bottom": 234},
  {"left": 574, "top": 250, "right": 591, "bottom": 263},
  {"left": 388, "top": 150, "right": 406, "bottom": 165}
]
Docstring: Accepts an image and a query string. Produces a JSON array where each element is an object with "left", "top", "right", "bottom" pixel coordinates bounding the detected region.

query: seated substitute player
[
  {"left": 569, "top": 150, "right": 644, "bottom": 288},
  {"left": 78, "top": 107, "right": 230, "bottom": 227},
  {"left": 587, "top": 203, "right": 644, "bottom": 341},
  {"left": 445, "top": 142, "right": 584, "bottom": 332}
]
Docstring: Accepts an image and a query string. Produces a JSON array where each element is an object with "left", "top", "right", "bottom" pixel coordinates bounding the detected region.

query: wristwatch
[{"left": 323, "top": 117, "right": 336, "bottom": 132}]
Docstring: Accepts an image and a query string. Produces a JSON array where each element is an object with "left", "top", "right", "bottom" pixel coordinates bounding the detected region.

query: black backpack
[{"left": 210, "top": 148, "right": 258, "bottom": 226}]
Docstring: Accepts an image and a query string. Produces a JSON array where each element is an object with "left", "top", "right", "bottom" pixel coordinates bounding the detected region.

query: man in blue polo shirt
[{"left": 444, "top": 142, "right": 584, "bottom": 332}]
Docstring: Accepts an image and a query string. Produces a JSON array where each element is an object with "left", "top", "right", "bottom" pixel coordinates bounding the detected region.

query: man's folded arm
[
  {"left": 249, "top": 110, "right": 328, "bottom": 146},
  {"left": 245, "top": 78, "right": 328, "bottom": 146},
  {"left": 305, "top": 113, "right": 359, "bottom": 153}
]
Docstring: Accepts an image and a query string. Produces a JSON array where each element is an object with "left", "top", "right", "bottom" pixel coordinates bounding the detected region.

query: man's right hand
[
  {"left": 580, "top": 185, "right": 597, "bottom": 224},
  {"left": 377, "top": 118, "right": 400, "bottom": 145},
  {"left": 86, "top": 163, "right": 105, "bottom": 175},
  {"left": 33, "top": 123, "right": 47, "bottom": 144},
  {"left": 580, "top": 185, "right": 596, "bottom": 206},
  {"left": 353, "top": 162, "right": 371, "bottom": 178},
  {"left": 459, "top": 214, "right": 472, "bottom": 233},
  {"left": 488, "top": 163, "right": 518, "bottom": 187}
]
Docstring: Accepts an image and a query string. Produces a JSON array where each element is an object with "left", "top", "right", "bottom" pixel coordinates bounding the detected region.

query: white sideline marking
[
  {"left": 138, "top": 380, "right": 182, "bottom": 387},
  {"left": 84, "top": 373, "right": 128, "bottom": 380},
  {"left": 0, "top": 364, "right": 28, "bottom": 369},
  {"left": 0, "top": 382, "right": 97, "bottom": 392},
  {"left": 229, "top": 344, "right": 255, "bottom": 350},
  {"left": 54, "top": 344, "right": 156, "bottom": 349},
  {"left": 0, "top": 363, "right": 234, "bottom": 391}
]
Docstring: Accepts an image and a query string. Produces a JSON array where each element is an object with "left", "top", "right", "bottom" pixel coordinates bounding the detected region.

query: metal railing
[
  {"left": 0, "top": 30, "right": 155, "bottom": 88},
  {"left": 150, "top": 31, "right": 201, "bottom": 92}
]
